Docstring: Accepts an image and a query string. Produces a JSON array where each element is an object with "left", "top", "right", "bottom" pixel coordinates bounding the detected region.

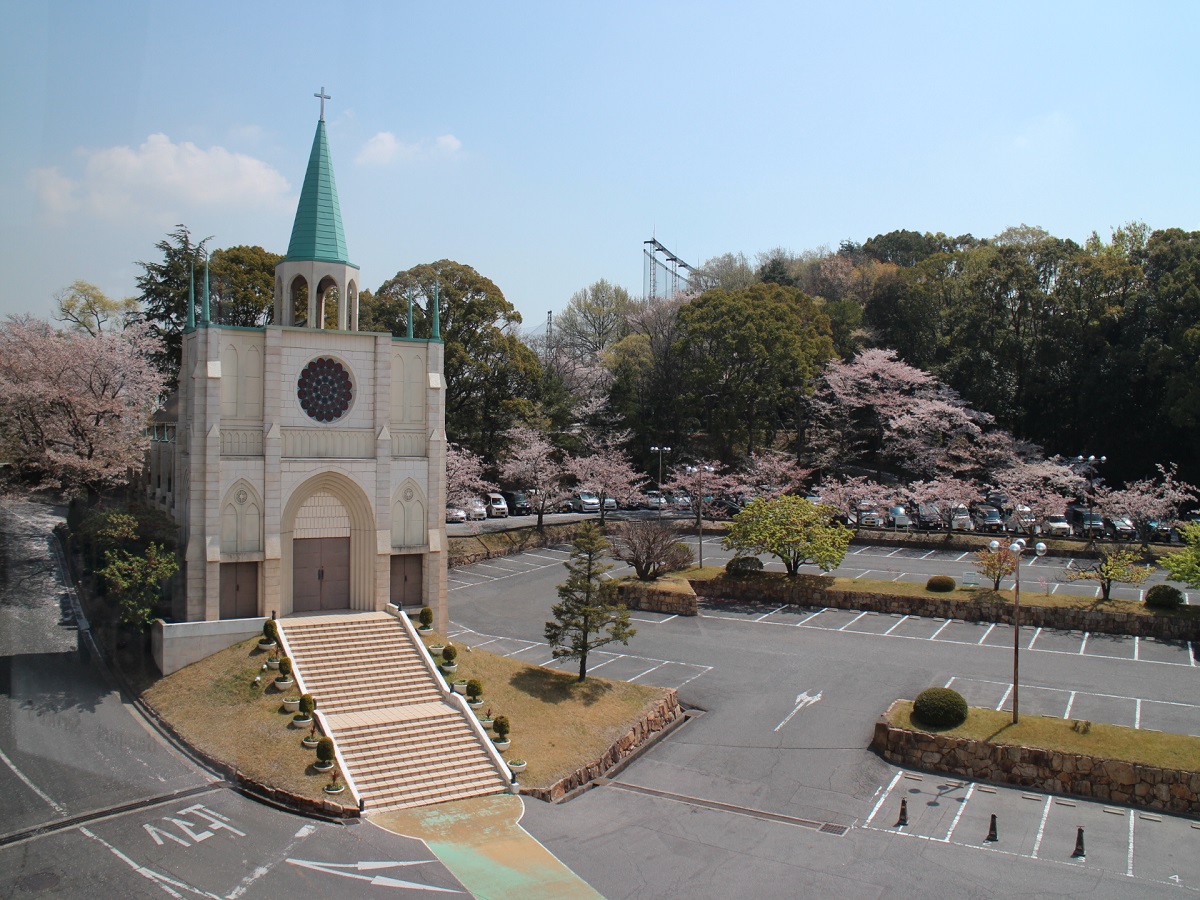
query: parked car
[
  {"left": 885, "top": 506, "right": 912, "bottom": 529},
  {"left": 568, "top": 492, "right": 601, "bottom": 513},
  {"left": 445, "top": 506, "right": 467, "bottom": 524},
  {"left": 1105, "top": 516, "right": 1136, "bottom": 540},
  {"left": 501, "top": 490, "right": 533, "bottom": 516},
  {"left": 1066, "top": 504, "right": 1104, "bottom": 537},
  {"left": 944, "top": 505, "right": 974, "bottom": 531},
  {"left": 1146, "top": 519, "right": 1173, "bottom": 542},
  {"left": 642, "top": 490, "right": 668, "bottom": 510},
  {"left": 673, "top": 492, "right": 693, "bottom": 510},
  {"left": 913, "top": 503, "right": 942, "bottom": 530},
  {"left": 852, "top": 503, "right": 882, "bottom": 527},
  {"left": 970, "top": 504, "right": 1004, "bottom": 533},
  {"left": 465, "top": 498, "right": 488, "bottom": 521},
  {"left": 1005, "top": 505, "right": 1038, "bottom": 534},
  {"left": 1040, "top": 514, "right": 1071, "bottom": 537},
  {"left": 485, "top": 492, "right": 509, "bottom": 518},
  {"left": 602, "top": 496, "right": 618, "bottom": 511}
]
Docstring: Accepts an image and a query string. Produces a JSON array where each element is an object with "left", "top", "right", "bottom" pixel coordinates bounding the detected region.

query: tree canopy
[{"left": 723, "top": 495, "right": 852, "bottom": 576}]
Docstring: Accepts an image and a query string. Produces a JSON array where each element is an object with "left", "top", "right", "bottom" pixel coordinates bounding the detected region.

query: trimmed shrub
[
  {"left": 316, "top": 736, "right": 336, "bottom": 764},
  {"left": 466, "top": 678, "right": 483, "bottom": 701},
  {"left": 262, "top": 619, "right": 278, "bottom": 643},
  {"left": 418, "top": 606, "right": 434, "bottom": 629},
  {"left": 441, "top": 644, "right": 457, "bottom": 664},
  {"left": 926, "top": 575, "right": 957, "bottom": 593},
  {"left": 912, "top": 687, "right": 969, "bottom": 728},
  {"left": 493, "top": 715, "right": 510, "bottom": 740},
  {"left": 726, "top": 556, "right": 764, "bottom": 576},
  {"left": 1145, "top": 584, "right": 1184, "bottom": 610},
  {"left": 277, "top": 656, "right": 292, "bottom": 679},
  {"left": 298, "top": 693, "right": 316, "bottom": 716}
]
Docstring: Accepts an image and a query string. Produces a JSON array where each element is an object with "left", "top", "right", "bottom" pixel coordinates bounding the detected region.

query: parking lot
[{"left": 863, "top": 768, "right": 1200, "bottom": 890}]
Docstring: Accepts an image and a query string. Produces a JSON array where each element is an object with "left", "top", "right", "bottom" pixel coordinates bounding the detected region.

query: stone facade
[
  {"left": 693, "top": 574, "right": 1200, "bottom": 641},
  {"left": 522, "top": 692, "right": 684, "bottom": 803},
  {"left": 872, "top": 702, "right": 1200, "bottom": 816}
]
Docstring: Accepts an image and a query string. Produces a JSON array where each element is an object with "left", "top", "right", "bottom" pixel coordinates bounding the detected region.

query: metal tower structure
[{"left": 643, "top": 238, "right": 694, "bottom": 300}]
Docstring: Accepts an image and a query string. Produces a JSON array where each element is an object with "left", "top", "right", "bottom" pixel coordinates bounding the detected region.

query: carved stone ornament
[{"left": 297, "top": 357, "right": 353, "bottom": 423}]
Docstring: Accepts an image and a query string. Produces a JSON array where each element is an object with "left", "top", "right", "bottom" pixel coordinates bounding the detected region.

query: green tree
[
  {"left": 99, "top": 542, "right": 178, "bottom": 627},
  {"left": 723, "top": 495, "right": 852, "bottom": 576},
  {"left": 364, "top": 260, "right": 542, "bottom": 459},
  {"left": 544, "top": 524, "right": 636, "bottom": 681},
  {"left": 1062, "top": 547, "right": 1153, "bottom": 602},
  {"left": 54, "top": 281, "right": 138, "bottom": 336},
  {"left": 134, "top": 225, "right": 211, "bottom": 379},
  {"left": 1162, "top": 523, "right": 1200, "bottom": 588},
  {"left": 676, "top": 283, "right": 834, "bottom": 460},
  {"left": 209, "top": 245, "right": 283, "bottom": 327},
  {"left": 973, "top": 546, "right": 1017, "bottom": 591}
]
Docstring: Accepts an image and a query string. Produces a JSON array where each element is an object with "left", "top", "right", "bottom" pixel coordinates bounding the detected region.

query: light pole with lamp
[
  {"left": 651, "top": 445, "right": 670, "bottom": 517},
  {"left": 989, "top": 537, "right": 1046, "bottom": 724},
  {"left": 687, "top": 465, "right": 715, "bottom": 569}
]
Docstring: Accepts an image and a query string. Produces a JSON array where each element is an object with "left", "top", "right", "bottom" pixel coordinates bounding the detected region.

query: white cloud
[
  {"left": 356, "top": 131, "right": 463, "bottom": 166},
  {"left": 30, "top": 133, "right": 291, "bottom": 221}
]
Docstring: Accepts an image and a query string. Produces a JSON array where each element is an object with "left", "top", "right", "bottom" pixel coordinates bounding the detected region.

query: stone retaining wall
[
  {"left": 522, "top": 691, "right": 684, "bottom": 803},
  {"left": 616, "top": 582, "right": 697, "bottom": 616},
  {"left": 693, "top": 575, "right": 1200, "bottom": 641},
  {"left": 871, "top": 703, "right": 1200, "bottom": 816},
  {"left": 449, "top": 523, "right": 587, "bottom": 569}
]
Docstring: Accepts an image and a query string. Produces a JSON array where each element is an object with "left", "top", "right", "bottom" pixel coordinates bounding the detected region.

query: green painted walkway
[{"left": 371, "top": 794, "right": 600, "bottom": 899}]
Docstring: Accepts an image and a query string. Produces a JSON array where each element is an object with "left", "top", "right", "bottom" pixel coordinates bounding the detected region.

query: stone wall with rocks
[
  {"left": 448, "top": 523, "right": 587, "bottom": 569},
  {"left": 693, "top": 575, "right": 1200, "bottom": 641},
  {"left": 522, "top": 692, "right": 684, "bottom": 803},
  {"left": 871, "top": 704, "right": 1200, "bottom": 816},
  {"left": 616, "top": 582, "right": 697, "bottom": 616}
]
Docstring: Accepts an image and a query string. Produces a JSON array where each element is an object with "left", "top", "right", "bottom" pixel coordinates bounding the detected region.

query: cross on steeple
[{"left": 314, "top": 86, "right": 331, "bottom": 121}]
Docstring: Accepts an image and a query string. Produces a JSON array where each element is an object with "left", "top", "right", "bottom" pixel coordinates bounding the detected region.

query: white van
[{"left": 485, "top": 492, "right": 509, "bottom": 518}]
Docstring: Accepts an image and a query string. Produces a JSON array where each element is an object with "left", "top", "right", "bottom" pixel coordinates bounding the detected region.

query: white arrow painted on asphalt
[
  {"left": 286, "top": 859, "right": 462, "bottom": 892},
  {"left": 774, "top": 689, "right": 823, "bottom": 732}
]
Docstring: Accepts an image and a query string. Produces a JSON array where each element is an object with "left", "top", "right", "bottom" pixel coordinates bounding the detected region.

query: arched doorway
[{"left": 280, "top": 472, "right": 376, "bottom": 613}]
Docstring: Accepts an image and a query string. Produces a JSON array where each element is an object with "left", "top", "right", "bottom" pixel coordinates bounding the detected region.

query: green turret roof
[{"left": 286, "top": 120, "right": 351, "bottom": 264}]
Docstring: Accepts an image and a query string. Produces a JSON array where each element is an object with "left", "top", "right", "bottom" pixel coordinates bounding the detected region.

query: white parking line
[
  {"left": 943, "top": 783, "right": 975, "bottom": 842},
  {"left": 755, "top": 605, "right": 789, "bottom": 622},
  {"left": 1135, "top": 698, "right": 1142, "bottom": 728},
  {"left": 930, "top": 619, "right": 951, "bottom": 639},
  {"left": 1030, "top": 796, "right": 1053, "bottom": 858},
  {"left": 1026, "top": 627, "right": 1043, "bottom": 650},
  {"left": 884, "top": 615, "right": 910, "bottom": 635},
  {"left": 1063, "top": 690, "right": 1077, "bottom": 718},
  {"left": 978, "top": 623, "right": 996, "bottom": 644},
  {"left": 1134, "top": 636, "right": 1140, "bottom": 661},
  {"left": 1078, "top": 633, "right": 1089, "bottom": 655},
  {"left": 864, "top": 771, "right": 904, "bottom": 827},
  {"left": 1127, "top": 808, "right": 1136, "bottom": 876},
  {"left": 629, "top": 662, "right": 667, "bottom": 682},
  {"left": 996, "top": 684, "right": 1013, "bottom": 710},
  {"left": 502, "top": 644, "right": 539, "bottom": 657},
  {"left": 839, "top": 611, "right": 869, "bottom": 631},
  {"left": 795, "top": 608, "right": 828, "bottom": 626}
]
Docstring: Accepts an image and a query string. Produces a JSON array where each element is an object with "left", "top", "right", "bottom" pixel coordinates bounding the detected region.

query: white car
[
  {"left": 445, "top": 506, "right": 467, "bottom": 524},
  {"left": 466, "top": 498, "right": 488, "bottom": 521},
  {"left": 1040, "top": 514, "right": 1071, "bottom": 537},
  {"left": 643, "top": 490, "right": 667, "bottom": 509},
  {"left": 485, "top": 492, "right": 509, "bottom": 518},
  {"left": 568, "top": 492, "right": 601, "bottom": 513}
]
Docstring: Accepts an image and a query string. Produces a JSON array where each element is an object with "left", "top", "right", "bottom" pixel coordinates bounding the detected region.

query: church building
[{"left": 147, "top": 94, "right": 448, "bottom": 638}]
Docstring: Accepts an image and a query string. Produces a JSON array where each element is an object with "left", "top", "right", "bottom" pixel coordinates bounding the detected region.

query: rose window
[{"left": 296, "top": 357, "right": 353, "bottom": 423}]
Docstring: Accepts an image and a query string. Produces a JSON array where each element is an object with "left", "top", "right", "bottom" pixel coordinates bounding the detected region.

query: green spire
[{"left": 286, "top": 119, "right": 350, "bottom": 263}]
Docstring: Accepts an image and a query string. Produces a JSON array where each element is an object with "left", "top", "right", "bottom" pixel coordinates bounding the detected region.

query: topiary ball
[
  {"left": 913, "top": 687, "right": 969, "bottom": 728},
  {"left": 726, "top": 556, "right": 764, "bottom": 576},
  {"left": 1145, "top": 584, "right": 1184, "bottom": 610},
  {"left": 926, "top": 575, "right": 957, "bottom": 593}
]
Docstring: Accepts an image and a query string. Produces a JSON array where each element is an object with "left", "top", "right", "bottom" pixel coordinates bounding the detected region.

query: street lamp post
[
  {"left": 990, "top": 537, "right": 1047, "bottom": 724},
  {"left": 651, "top": 445, "right": 670, "bottom": 518},
  {"left": 688, "top": 465, "right": 715, "bottom": 569}
]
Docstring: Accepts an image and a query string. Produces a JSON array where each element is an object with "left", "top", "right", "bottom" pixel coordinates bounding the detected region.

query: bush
[
  {"left": 419, "top": 606, "right": 434, "bottom": 628},
  {"left": 316, "top": 736, "right": 336, "bottom": 764},
  {"left": 1145, "top": 584, "right": 1184, "bottom": 609},
  {"left": 262, "top": 619, "right": 278, "bottom": 643},
  {"left": 726, "top": 556, "right": 764, "bottom": 576},
  {"left": 926, "top": 575, "right": 957, "bottom": 592},
  {"left": 298, "top": 693, "right": 316, "bottom": 716},
  {"left": 912, "top": 687, "right": 969, "bottom": 728},
  {"left": 493, "top": 715, "right": 510, "bottom": 740},
  {"left": 441, "top": 644, "right": 457, "bottom": 664},
  {"left": 466, "top": 678, "right": 483, "bottom": 701},
  {"left": 277, "top": 656, "right": 292, "bottom": 679}
]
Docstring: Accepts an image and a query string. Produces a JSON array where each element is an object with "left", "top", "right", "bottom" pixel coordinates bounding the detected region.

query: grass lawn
[
  {"left": 140, "top": 632, "right": 671, "bottom": 802},
  {"left": 889, "top": 700, "right": 1200, "bottom": 772},
  {"left": 423, "top": 631, "right": 669, "bottom": 787},
  {"left": 142, "top": 639, "right": 336, "bottom": 802}
]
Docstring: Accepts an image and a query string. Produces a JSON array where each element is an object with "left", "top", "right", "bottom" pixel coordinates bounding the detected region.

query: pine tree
[{"left": 545, "top": 524, "right": 635, "bottom": 681}]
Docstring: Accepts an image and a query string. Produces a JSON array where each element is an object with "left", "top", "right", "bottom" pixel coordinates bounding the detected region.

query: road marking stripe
[
  {"left": 1128, "top": 806, "right": 1137, "bottom": 876},
  {"left": 930, "top": 619, "right": 952, "bottom": 639},
  {"left": 1063, "top": 691, "right": 1077, "bottom": 719},
  {"left": 794, "top": 608, "right": 828, "bottom": 626},
  {"left": 978, "top": 623, "right": 996, "bottom": 644},
  {"left": 0, "top": 745, "right": 65, "bottom": 814},
  {"left": 1135, "top": 698, "right": 1142, "bottom": 729},
  {"left": 943, "top": 783, "right": 975, "bottom": 842},
  {"left": 1030, "top": 796, "right": 1053, "bottom": 859},
  {"left": 884, "top": 615, "right": 910, "bottom": 635},
  {"left": 864, "top": 771, "right": 904, "bottom": 827},
  {"left": 755, "top": 605, "right": 788, "bottom": 622},
  {"left": 628, "top": 662, "right": 666, "bottom": 682},
  {"left": 839, "top": 611, "right": 869, "bottom": 631},
  {"left": 1079, "top": 633, "right": 1090, "bottom": 655},
  {"left": 996, "top": 685, "right": 1013, "bottom": 711}
]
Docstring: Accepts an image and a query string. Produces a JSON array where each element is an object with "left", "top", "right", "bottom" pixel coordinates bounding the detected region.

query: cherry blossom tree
[
  {"left": 446, "top": 443, "right": 495, "bottom": 509},
  {"left": 663, "top": 460, "right": 738, "bottom": 529},
  {"left": 732, "top": 450, "right": 813, "bottom": 499},
  {"left": 812, "top": 475, "right": 901, "bottom": 522},
  {"left": 0, "top": 315, "right": 166, "bottom": 500},
  {"left": 608, "top": 519, "right": 694, "bottom": 580},
  {"left": 1093, "top": 464, "right": 1198, "bottom": 544},
  {"left": 566, "top": 448, "right": 645, "bottom": 524},
  {"left": 499, "top": 425, "right": 570, "bottom": 531},
  {"left": 904, "top": 476, "right": 982, "bottom": 519},
  {"left": 988, "top": 458, "right": 1079, "bottom": 532}
]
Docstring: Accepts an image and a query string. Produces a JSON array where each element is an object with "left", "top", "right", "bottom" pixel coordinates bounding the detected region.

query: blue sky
[{"left": 2, "top": 1, "right": 1197, "bottom": 331}]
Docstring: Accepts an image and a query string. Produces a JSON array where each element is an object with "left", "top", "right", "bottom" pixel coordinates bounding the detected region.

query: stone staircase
[{"left": 278, "top": 612, "right": 510, "bottom": 811}]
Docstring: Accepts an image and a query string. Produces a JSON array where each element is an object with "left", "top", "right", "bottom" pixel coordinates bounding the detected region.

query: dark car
[
  {"left": 913, "top": 503, "right": 942, "bottom": 530},
  {"left": 1066, "top": 504, "right": 1105, "bottom": 538},
  {"left": 970, "top": 503, "right": 1004, "bottom": 533},
  {"left": 1104, "top": 516, "right": 1136, "bottom": 540},
  {"left": 501, "top": 490, "right": 533, "bottom": 516}
]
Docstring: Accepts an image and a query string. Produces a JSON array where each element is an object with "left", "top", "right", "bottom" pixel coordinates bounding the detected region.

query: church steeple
[{"left": 274, "top": 88, "right": 361, "bottom": 330}]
